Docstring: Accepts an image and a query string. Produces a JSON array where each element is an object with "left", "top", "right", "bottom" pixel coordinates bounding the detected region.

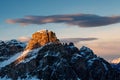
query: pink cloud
[
  {"left": 17, "top": 36, "right": 31, "bottom": 42},
  {"left": 6, "top": 19, "right": 16, "bottom": 24},
  {"left": 6, "top": 13, "right": 120, "bottom": 27}
]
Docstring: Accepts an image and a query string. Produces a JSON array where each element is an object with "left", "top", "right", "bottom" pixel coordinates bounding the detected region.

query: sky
[{"left": 0, "top": 0, "right": 120, "bottom": 61}]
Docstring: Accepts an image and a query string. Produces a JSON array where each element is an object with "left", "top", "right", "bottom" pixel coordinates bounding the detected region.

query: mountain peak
[{"left": 26, "top": 29, "right": 60, "bottom": 50}]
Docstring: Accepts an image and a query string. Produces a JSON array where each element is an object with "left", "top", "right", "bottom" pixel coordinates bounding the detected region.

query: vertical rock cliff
[{"left": 26, "top": 30, "right": 59, "bottom": 50}]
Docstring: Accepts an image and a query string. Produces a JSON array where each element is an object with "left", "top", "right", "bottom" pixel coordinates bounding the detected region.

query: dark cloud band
[
  {"left": 18, "top": 37, "right": 97, "bottom": 43},
  {"left": 60, "top": 37, "right": 98, "bottom": 43},
  {"left": 6, "top": 14, "right": 120, "bottom": 27}
]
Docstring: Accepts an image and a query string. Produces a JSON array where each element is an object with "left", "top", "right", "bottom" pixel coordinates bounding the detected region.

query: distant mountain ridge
[
  {"left": 0, "top": 30, "right": 120, "bottom": 80},
  {"left": 0, "top": 39, "right": 26, "bottom": 62},
  {"left": 111, "top": 57, "right": 120, "bottom": 72},
  {"left": 111, "top": 57, "right": 120, "bottom": 64}
]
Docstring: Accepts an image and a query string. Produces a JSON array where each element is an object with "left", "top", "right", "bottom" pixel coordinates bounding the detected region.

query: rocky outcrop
[
  {"left": 0, "top": 40, "right": 26, "bottom": 62},
  {"left": 26, "top": 30, "right": 59, "bottom": 50}
]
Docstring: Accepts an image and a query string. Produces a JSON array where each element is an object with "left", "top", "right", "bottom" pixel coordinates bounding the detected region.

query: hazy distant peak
[{"left": 111, "top": 57, "right": 120, "bottom": 64}]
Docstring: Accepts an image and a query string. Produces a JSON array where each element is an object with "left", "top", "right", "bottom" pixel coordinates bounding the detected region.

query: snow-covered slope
[
  {"left": 15, "top": 47, "right": 42, "bottom": 64},
  {"left": 0, "top": 52, "right": 22, "bottom": 68},
  {"left": 0, "top": 39, "right": 26, "bottom": 62}
]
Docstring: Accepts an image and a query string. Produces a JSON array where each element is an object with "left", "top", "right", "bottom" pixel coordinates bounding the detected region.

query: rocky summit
[
  {"left": 0, "top": 30, "right": 120, "bottom": 80},
  {"left": 26, "top": 29, "right": 59, "bottom": 50}
]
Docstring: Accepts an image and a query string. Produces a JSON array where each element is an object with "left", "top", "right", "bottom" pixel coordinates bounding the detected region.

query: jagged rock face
[
  {"left": 111, "top": 58, "right": 120, "bottom": 72},
  {"left": 26, "top": 30, "right": 59, "bottom": 50},
  {"left": 111, "top": 63, "right": 120, "bottom": 72},
  {"left": 0, "top": 40, "right": 26, "bottom": 62},
  {"left": 0, "top": 43, "right": 120, "bottom": 80}
]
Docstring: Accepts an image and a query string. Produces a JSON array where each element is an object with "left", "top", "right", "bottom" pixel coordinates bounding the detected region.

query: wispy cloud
[
  {"left": 17, "top": 36, "right": 97, "bottom": 43},
  {"left": 60, "top": 37, "right": 98, "bottom": 43},
  {"left": 6, "top": 14, "right": 120, "bottom": 27},
  {"left": 17, "top": 36, "right": 31, "bottom": 42}
]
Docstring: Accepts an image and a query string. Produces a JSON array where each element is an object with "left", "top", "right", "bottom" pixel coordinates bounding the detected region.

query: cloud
[
  {"left": 60, "top": 37, "right": 98, "bottom": 43},
  {"left": 6, "top": 19, "right": 16, "bottom": 24},
  {"left": 6, "top": 14, "right": 120, "bottom": 27},
  {"left": 17, "top": 36, "right": 31, "bottom": 42},
  {"left": 17, "top": 36, "right": 97, "bottom": 43}
]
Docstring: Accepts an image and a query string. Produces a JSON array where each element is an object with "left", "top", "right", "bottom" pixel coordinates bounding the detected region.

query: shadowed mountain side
[
  {"left": 0, "top": 43, "right": 120, "bottom": 80},
  {"left": 0, "top": 30, "right": 120, "bottom": 80}
]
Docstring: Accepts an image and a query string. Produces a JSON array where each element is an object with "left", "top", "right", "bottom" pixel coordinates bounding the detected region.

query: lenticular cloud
[{"left": 6, "top": 13, "right": 120, "bottom": 27}]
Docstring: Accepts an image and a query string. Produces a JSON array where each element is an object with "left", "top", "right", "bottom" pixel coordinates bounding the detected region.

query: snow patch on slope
[
  {"left": 26, "top": 76, "right": 39, "bottom": 80},
  {"left": 0, "top": 52, "right": 22, "bottom": 68},
  {"left": 17, "top": 46, "right": 44, "bottom": 64},
  {"left": 0, "top": 76, "right": 12, "bottom": 80},
  {"left": 102, "top": 62, "right": 108, "bottom": 71},
  {"left": 87, "top": 58, "right": 97, "bottom": 66},
  {"left": 22, "top": 48, "right": 40, "bottom": 63}
]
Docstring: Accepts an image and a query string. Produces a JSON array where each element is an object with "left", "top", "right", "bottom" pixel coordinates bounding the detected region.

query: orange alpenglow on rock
[{"left": 26, "top": 29, "right": 60, "bottom": 50}]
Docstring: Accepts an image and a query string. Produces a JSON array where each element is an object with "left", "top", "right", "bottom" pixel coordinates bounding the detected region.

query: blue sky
[
  {"left": 1, "top": 0, "right": 120, "bottom": 39},
  {"left": 0, "top": 0, "right": 120, "bottom": 61}
]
